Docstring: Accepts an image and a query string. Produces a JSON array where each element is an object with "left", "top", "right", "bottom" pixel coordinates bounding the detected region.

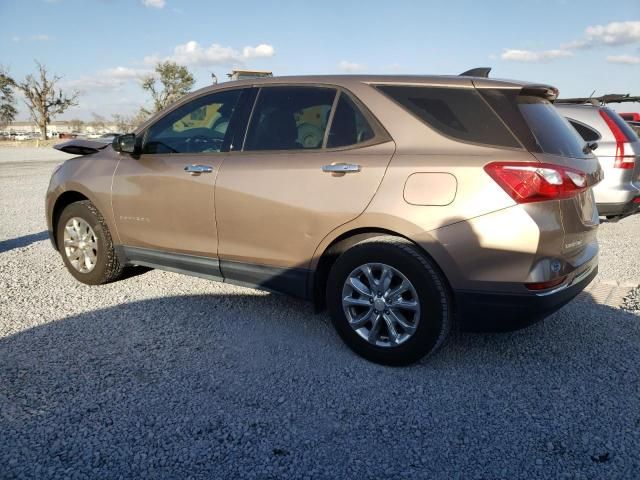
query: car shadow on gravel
[
  {"left": 1, "top": 289, "right": 638, "bottom": 478},
  {"left": 0, "top": 231, "right": 49, "bottom": 254}
]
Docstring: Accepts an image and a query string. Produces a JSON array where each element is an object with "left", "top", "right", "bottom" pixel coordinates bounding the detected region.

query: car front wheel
[{"left": 56, "top": 200, "right": 125, "bottom": 285}]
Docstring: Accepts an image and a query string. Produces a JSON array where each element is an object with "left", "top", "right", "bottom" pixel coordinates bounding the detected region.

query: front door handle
[
  {"left": 184, "top": 164, "right": 213, "bottom": 175},
  {"left": 322, "top": 163, "right": 361, "bottom": 174}
]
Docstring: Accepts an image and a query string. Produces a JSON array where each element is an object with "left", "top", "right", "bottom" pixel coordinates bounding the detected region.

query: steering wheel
[{"left": 188, "top": 135, "right": 223, "bottom": 152}]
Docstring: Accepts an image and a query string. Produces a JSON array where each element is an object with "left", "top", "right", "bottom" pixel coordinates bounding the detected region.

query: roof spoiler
[
  {"left": 459, "top": 67, "right": 491, "bottom": 78},
  {"left": 520, "top": 85, "right": 559, "bottom": 102}
]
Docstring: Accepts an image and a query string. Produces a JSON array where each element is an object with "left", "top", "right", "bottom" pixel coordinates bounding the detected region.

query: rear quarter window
[{"left": 376, "top": 85, "right": 521, "bottom": 149}]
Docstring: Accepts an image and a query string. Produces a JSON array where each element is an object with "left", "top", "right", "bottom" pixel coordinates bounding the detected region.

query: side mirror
[
  {"left": 583, "top": 141, "right": 598, "bottom": 154},
  {"left": 113, "top": 133, "right": 139, "bottom": 155}
]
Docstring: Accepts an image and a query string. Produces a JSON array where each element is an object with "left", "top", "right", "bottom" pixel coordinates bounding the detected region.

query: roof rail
[
  {"left": 556, "top": 93, "right": 640, "bottom": 106},
  {"left": 459, "top": 67, "right": 491, "bottom": 78}
]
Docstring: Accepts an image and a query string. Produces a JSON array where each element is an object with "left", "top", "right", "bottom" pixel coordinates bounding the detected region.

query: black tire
[
  {"left": 56, "top": 200, "right": 125, "bottom": 285},
  {"left": 326, "top": 235, "right": 451, "bottom": 366}
]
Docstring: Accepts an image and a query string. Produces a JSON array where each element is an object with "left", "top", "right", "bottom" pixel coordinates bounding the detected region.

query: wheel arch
[
  {"left": 310, "top": 227, "right": 453, "bottom": 311},
  {"left": 50, "top": 191, "right": 91, "bottom": 248}
]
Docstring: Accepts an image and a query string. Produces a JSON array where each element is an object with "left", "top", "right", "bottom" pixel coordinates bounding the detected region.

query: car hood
[{"left": 53, "top": 139, "right": 112, "bottom": 156}]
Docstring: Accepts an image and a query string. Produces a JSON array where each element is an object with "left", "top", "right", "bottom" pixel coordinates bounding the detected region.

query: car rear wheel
[
  {"left": 56, "top": 200, "right": 125, "bottom": 285},
  {"left": 326, "top": 236, "right": 451, "bottom": 366}
]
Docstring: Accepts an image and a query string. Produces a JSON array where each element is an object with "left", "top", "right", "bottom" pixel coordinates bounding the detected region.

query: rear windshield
[
  {"left": 517, "top": 97, "right": 589, "bottom": 158},
  {"left": 479, "top": 89, "right": 591, "bottom": 159},
  {"left": 376, "top": 85, "right": 521, "bottom": 148},
  {"left": 603, "top": 107, "right": 639, "bottom": 141}
]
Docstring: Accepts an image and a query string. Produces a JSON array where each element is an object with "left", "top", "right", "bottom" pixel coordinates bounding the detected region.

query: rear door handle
[
  {"left": 322, "top": 163, "right": 361, "bottom": 174},
  {"left": 184, "top": 164, "right": 213, "bottom": 175}
]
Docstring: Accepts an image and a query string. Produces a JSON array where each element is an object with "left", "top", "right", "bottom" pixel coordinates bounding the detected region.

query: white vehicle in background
[
  {"left": 14, "top": 133, "right": 31, "bottom": 141},
  {"left": 556, "top": 94, "right": 640, "bottom": 221}
]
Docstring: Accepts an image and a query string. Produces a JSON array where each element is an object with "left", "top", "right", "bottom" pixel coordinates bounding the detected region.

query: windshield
[{"left": 518, "top": 97, "right": 590, "bottom": 158}]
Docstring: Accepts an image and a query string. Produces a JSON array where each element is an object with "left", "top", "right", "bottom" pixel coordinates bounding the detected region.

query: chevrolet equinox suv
[{"left": 47, "top": 74, "right": 601, "bottom": 365}]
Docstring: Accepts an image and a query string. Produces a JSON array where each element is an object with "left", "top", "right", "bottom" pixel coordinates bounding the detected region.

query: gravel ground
[
  {"left": 623, "top": 286, "right": 640, "bottom": 314},
  {"left": 1, "top": 147, "right": 639, "bottom": 479}
]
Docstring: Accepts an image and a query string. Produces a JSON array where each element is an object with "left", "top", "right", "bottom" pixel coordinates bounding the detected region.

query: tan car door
[
  {"left": 215, "top": 86, "right": 395, "bottom": 283},
  {"left": 112, "top": 88, "right": 244, "bottom": 260}
]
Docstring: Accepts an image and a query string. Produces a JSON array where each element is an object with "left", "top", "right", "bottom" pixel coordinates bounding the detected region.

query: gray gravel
[
  {"left": 1, "top": 147, "right": 639, "bottom": 479},
  {"left": 622, "top": 286, "right": 640, "bottom": 314}
]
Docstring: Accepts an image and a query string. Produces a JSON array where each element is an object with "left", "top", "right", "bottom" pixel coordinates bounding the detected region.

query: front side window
[
  {"left": 327, "top": 93, "right": 375, "bottom": 148},
  {"left": 143, "top": 89, "right": 242, "bottom": 154},
  {"left": 244, "top": 86, "right": 336, "bottom": 151}
]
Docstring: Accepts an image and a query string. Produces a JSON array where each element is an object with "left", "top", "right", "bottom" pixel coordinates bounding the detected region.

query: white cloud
[
  {"left": 141, "top": 0, "right": 165, "bottom": 8},
  {"left": 606, "top": 54, "right": 640, "bottom": 65},
  {"left": 242, "top": 44, "right": 275, "bottom": 59},
  {"left": 501, "top": 48, "right": 572, "bottom": 62},
  {"left": 31, "top": 34, "right": 51, "bottom": 41},
  {"left": 586, "top": 21, "right": 640, "bottom": 46},
  {"left": 102, "top": 66, "right": 150, "bottom": 79},
  {"left": 145, "top": 40, "right": 276, "bottom": 67},
  {"left": 65, "top": 66, "right": 150, "bottom": 92},
  {"left": 559, "top": 39, "right": 591, "bottom": 50},
  {"left": 338, "top": 60, "right": 366, "bottom": 73},
  {"left": 502, "top": 21, "right": 640, "bottom": 65}
]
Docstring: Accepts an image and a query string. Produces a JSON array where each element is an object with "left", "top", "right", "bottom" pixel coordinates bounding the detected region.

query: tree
[
  {"left": 111, "top": 109, "right": 149, "bottom": 133},
  {"left": 0, "top": 66, "right": 17, "bottom": 128},
  {"left": 18, "top": 62, "right": 78, "bottom": 139},
  {"left": 141, "top": 61, "right": 194, "bottom": 113},
  {"left": 68, "top": 118, "right": 84, "bottom": 133},
  {"left": 89, "top": 112, "right": 107, "bottom": 133}
]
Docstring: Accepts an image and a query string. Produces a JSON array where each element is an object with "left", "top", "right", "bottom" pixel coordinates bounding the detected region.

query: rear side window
[
  {"left": 376, "top": 85, "right": 520, "bottom": 148},
  {"left": 327, "top": 93, "right": 375, "bottom": 148},
  {"left": 244, "top": 86, "right": 336, "bottom": 151},
  {"left": 567, "top": 119, "right": 600, "bottom": 142}
]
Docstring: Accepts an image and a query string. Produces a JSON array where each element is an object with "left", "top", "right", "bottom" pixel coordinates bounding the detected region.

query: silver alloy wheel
[
  {"left": 63, "top": 217, "right": 98, "bottom": 273},
  {"left": 342, "top": 263, "right": 421, "bottom": 347}
]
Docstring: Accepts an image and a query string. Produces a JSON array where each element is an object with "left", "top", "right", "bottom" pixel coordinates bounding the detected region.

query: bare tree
[
  {"left": 0, "top": 66, "right": 17, "bottom": 128},
  {"left": 89, "top": 112, "right": 107, "bottom": 133},
  {"left": 68, "top": 118, "right": 84, "bottom": 133},
  {"left": 18, "top": 62, "right": 78, "bottom": 139},
  {"left": 111, "top": 113, "right": 133, "bottom": 133},
  {"left": 111, "top": 109, "right": 149, "bottom": 133},
  {"left": 141, "top": 61, "right": 194, "bottom": 113}
]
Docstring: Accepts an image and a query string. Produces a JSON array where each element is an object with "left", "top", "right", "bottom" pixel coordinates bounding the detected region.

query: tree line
[{"left": 0, "top": 60, "right": 195, "bottom": 139}]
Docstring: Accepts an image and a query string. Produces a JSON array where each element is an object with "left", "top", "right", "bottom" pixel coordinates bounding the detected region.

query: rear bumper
[
  {"left": 454, "top": 261, "right": 598, "bottom": 332},
  {"left": 597, "top": 196, "right": 640, "bottom": 218}
]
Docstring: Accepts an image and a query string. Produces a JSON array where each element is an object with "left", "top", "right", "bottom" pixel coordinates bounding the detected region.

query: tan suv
[{"left": 47, "top": 74, "right": 601, "bottom": 365}]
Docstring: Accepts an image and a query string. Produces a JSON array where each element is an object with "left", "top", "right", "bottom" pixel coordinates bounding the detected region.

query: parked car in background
[
  {"left": 619, "top": 112, "right": 640, "bottom": 122},
  {"left": 47, "top": 74, "right": 601, "bottom": 365},
  {"left": 556, "top": 104, "right": 640, "bottom": 220},
  {"left": 14, "top": 133, "right": 31, "bottom": 141}
]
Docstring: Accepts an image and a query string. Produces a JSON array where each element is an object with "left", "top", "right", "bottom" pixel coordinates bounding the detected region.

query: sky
[{"left": 1, "top": 0, "right": 639, "bottom": 121}]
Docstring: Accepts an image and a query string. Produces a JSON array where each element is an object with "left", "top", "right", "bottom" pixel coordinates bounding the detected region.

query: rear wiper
[{"left": 583, "top": 141, "right": 598, "bottom": 154}]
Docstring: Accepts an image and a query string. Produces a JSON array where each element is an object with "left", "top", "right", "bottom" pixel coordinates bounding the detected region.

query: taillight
[
  {"left": 599, "top": 109, "right": 635, "bottom": 169},
  {"left": 484, "top": 162, "right": 589, "bottom": 204}
]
